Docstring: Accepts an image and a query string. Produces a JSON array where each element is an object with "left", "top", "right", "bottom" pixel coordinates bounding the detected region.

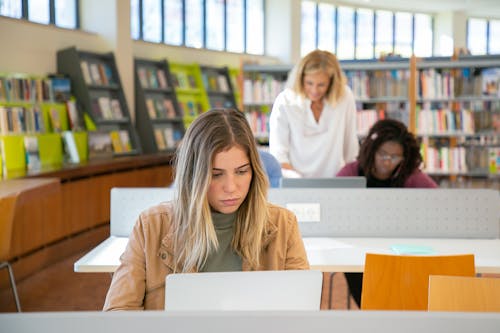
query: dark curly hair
[{"left": 358, "top": 118, "right": 422, "bottom": 187}]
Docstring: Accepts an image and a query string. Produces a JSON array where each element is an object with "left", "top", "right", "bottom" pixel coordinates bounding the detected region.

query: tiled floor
[{"left": 0, "top": 248, "right": 355, "bottom": 312}]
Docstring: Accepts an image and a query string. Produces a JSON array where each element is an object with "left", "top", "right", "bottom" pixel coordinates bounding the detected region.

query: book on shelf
[
  {"left": 148, "top": 69, "right": 159, "bottom": 88},
  {"left": 110, "top": 99, "right": 124, "bottom": 119},
  {"left": 80, "top": 61, "right": 92, "bottom": 85},
  {"left": 138, "top": 68, "right": 149, "bottom": 88},
  {"left": 481, "top": 68, "right": 500, "bottom": 96},
  {"left": 217, "top": 74, "right": 229, "bottom": 92},
  {"left": 109, "top": 130, "right": 124, "bottom": 153},
  {"left": 157, "top": 69, "right": 168, "bottom": 89},
  {"left": 62, "top": 131, "right": 80, "bottom": 163},
  {"left": 24, "top": 135, "right": 41, "bottom": 170},
  {"left": 89, "top": 63, "right": 102, "bottom": 85},
  {"left": 66, "top": 100, "right": 83, "bottom": 130},
  {"left": 119, "top": 130, "right": 132, "bottom": 152},
  {"left": 88, "top": 131, "right": 113, "bottom": 160},
  {"left": 146, "top": 98, "right": 157, "bottom": 119},
  {"left": 49, "top": 107, "right": 62, "bottom": 132},
  {"left": 154, "top": 128, "right": 167, "bottom": 150},
  {"left": 97, "top": 96, "right": 114, "bottom": 119},
  {"left": 164, "top": 99, "right": 177, "bottom": 118},
  {"left": 50, "top": 76, "right": 71, "bottom": 102}
]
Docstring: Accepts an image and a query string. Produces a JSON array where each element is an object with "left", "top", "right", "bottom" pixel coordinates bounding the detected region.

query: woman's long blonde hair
[
  {"left": 292, "top": 49, "right": 347, "bottom": 106},
  {"left": 172, "top": 109, "right": 269, "bottom": 272}
]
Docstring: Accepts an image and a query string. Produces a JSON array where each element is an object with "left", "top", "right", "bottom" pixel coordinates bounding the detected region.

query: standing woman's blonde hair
[
  {"left": 292, "top": 49, "right": 347, "bottom": 106},
  {"left": 172, "top": 109, "right": 269, "bottom": 272}
]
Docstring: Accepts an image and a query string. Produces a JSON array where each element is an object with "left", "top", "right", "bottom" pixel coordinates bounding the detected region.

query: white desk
[
  {"left": 2, "top": 310, "right": 500, "bottom": 333},
  {"left": 74, "top": 236, "right": 500, "bottom": 274}
]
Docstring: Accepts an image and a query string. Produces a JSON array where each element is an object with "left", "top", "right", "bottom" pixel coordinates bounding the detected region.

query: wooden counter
[{"left": 0, "top": 154, "right": 173, "bottom": 288}]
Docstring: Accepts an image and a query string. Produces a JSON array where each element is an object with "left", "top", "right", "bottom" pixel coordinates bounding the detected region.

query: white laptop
[
  {"left": 165, "top": 270, "right": 323, "bottom": 311},
  {"left": 279, "top": 176, "right": 366, "bottom": 188}
]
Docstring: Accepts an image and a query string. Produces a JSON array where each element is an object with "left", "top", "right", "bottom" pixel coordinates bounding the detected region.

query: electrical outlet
[{"left": 286, "top": 203, "right": 321, "bottom": 223}]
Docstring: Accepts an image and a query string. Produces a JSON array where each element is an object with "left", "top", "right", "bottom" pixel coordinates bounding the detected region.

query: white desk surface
[
  {"left": 2, "top": 310, "right": 500, "bottom": 333},
  {"left": 74, "top": 236, "right": 500, "bottom": 274}
]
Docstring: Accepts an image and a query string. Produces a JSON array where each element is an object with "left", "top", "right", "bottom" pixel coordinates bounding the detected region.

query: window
[
  {"left": 356, "top": 8, "right": 374, "bottom": 59},
  {"left": 1, "top": 0, "right": 78, "bottom": 28},
  {"left": 375, "top": 10, "right": 393, "bottom": 58},
  {"left": 414, "top": 13, "right": 433, "bottom": 57},
  {"left": 394, "top": 12, "right": 413, "bottom": 58},
  {"left": 337, "top": 6, "right": 354, "bottom": 59},
  {"left": 131, "top": 0, "right": 264, "bottom": 55},
  {"left": 489, "top": 20, "right": 500, "bottom": 54},
  {"left": 467, "top": 18, "right": 487, "bottom": 55},
  {"left": 467, "top": 18, "right": 500, "bottom": 55},
  {"left": 164, "top": 0, "right": 183, "bottom": 45},
  {"left": 143, "top": 0, "right": 162, "bottom": 43},
  {"left": 301, "top": 1, "right": 316, "bottom": 57},
  {"left": 226, "top": 0, "right": 244, "bottom": 53},
  {"left": 300, "top": 1, "right": 434, "bottom": 60},
  {"left": 206, "top": 0, "right": 224, "bottom": 51},
  {"left": 246, "top": 0, "right": 264, "bottom": 54},
  {"left": 317, "top": 2, "right": 336, "bottom": 54}
]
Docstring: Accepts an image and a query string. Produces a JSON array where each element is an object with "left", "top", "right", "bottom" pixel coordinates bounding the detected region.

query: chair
[
  {"left": 0, "top": 189, "right": 22, "bottom": 312},
  {"left": 258, "top": 150, "right": 282, "bottom": 188},
  {"left": 428, "top": 275, "right": 500, "bottom": 312},
  {"left": 360, "top": 253, "right": 475, "bottom": 310}
]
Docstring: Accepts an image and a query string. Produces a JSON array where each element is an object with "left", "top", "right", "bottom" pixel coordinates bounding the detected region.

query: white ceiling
[{"left": 334, "top": 0, "right": 500, "bottom": 18}]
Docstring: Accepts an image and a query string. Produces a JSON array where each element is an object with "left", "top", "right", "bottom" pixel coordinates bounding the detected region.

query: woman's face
[
  {"left": 373, "top": 141, "right": 404, "bottom": 180},
  {"left": 303, "top": 71, "right": 330, "bottom": 102},
  {"left": 207, "top": 145, "right": 253, "bottom": 214}
]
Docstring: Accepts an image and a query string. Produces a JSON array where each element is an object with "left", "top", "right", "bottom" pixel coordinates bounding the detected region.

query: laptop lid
[
  {"left": 165, "top": 270, "right": 323, "bottom": 311},
  {"left": 280, "top": 177, "right": 366, "bottom": 188}
]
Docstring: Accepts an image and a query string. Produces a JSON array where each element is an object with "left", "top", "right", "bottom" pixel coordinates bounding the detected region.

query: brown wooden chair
[
  {"left": 360, "top": 253, "right": 475, "bottom": 310},
  {"left": 428, "top": 275, "right": 500, "bottom": 312}
]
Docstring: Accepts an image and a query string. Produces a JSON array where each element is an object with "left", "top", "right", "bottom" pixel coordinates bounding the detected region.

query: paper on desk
[
  {"left": 390, "top": 244, "right": 435, "bottom": 255},
  {"left": 302, "top": 237, "right": 354, "bottom": 250}
]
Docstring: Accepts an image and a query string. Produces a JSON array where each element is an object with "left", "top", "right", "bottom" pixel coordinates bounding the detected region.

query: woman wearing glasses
[{"left": 336, "top": 118, "right": 437, "bottom": 307}]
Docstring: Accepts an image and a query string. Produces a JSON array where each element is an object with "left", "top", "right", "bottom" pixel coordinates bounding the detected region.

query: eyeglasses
[{"left": 376, "top": 152, "right": 403, "bottom": 164}]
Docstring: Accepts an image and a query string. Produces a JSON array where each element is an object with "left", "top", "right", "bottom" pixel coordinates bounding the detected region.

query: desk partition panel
[{"left": 268, "top": 188, "right": 500, "bottom": 238}]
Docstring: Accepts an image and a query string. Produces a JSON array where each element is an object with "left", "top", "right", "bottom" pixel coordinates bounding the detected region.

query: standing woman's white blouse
[{"left": 269, "top": 85, "right": 359, "bottom": 178}]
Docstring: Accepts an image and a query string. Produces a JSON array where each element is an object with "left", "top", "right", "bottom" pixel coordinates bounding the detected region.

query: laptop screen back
[
  {"left": 280, "top": 177, "right": 366, "bottom": 188},
  {"left": 165, "top": 270, "right": 322, "bottom": 311}
]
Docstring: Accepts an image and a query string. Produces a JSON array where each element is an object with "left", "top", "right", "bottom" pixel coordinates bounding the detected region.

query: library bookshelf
[
  {"left": 57, "top": 47, "right": 142, "bottom": 157},
  {"left": 242, "top": 55, "right": 500, "bottom": 188},
  {"left": 0, "top": 73, "right": 87, "bottom": 178},
  {"left": 134, "top": 58, "right": 185, "bottom": 154}
]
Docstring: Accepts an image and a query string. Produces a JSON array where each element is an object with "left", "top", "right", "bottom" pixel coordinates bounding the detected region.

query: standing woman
[
  {"left": 103, "top": 109, "right": 309, "bottom": 311},
  {"left": 337, "top": 118, "right": 437, "bottom": 307},
  {"left": 269, "top": 49, "right": 359, "bottom": 178}
]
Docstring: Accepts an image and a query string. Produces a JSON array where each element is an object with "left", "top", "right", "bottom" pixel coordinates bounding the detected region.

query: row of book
[
  {"left": 418, "top": 68, "right": 500, "bottom": 99},
  {"left": 91, "top": 96, "right": 125, "bottom": 121},
  {"left": 201, "top": 71, "right": 230, "bottom": 93},
  {"left": 346, "top": 70, "right": 410, "bottom": 100},
  {"left": 137, "top": 67, "right": 169, "bottom": 90},
  {"left": 80, "top": 60, "right": 115, "bottom": 86},
  {"left": 0, "top": 105, "right": 44, "bottom": 134},
  {"left": 243, "top": 75, "right": 286, "bottom": 105},
  {"left": 146, "top": 98, "right": 177, "bottom": 120},
  {"left": 171, "top": 71, "right": 197, "bottom": 90},
  {"left": 421, "top": 144, "right": 468, "bottom": 174},
  {"left": 0, "top": 76, "right": 68, "bottom": 103},
  {"left": 356, "top": 109, "right": 386, "bottom": 136},
  {"left": 415, "top": 109, "right": 475, "bottom": 135},
  {"left": 153, "top": 124, "right": 183, "bottom": 151},
  {"left": 178, "top": 100, "right": 203, "bottom": 117},
  {"left": 244, "top": 109, "right": 269, "bottom": 139}
]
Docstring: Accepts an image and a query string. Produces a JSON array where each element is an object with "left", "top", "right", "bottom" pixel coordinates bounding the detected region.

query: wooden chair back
[
  {"left": 360, "top": 253, "right": 475, "bottom": 310},
  {"left": 428, "top": 275, "right": 500, "bottom": 312}
]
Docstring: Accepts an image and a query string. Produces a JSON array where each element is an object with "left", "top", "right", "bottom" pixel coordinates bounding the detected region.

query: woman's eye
[
  {"left": 212, "top": 173, "right": 223, "bottom": 178},
  {"left": 237, "top": 168, "right": 250, "bottom": 175}
]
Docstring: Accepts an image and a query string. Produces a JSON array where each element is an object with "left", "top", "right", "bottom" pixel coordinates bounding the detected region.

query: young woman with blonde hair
[
  {"left": 104, "top": 109, "right": 309, "bottom": 310},
  {"left": 270, "top": 49, "right": 359, "bottom": 178}
]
